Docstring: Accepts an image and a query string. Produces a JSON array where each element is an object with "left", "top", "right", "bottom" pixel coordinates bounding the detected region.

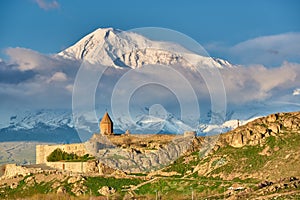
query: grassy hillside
[{"left": 0, "top": 111, "right": 300, "bottom": 199}]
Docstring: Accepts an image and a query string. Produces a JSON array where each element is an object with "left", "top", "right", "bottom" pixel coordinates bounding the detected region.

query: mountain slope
[
  {"left": 57, "top": 28, "right": 234, "bottom": 69},
  {"left": 1, "top": 111, "right": 300, "bottom": 199},
  {"left": 169, "top": 111, "right": 300, "bottom": 181}
]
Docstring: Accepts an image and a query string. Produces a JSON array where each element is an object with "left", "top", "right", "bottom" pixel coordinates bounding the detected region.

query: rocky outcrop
[
  {"left": 218, "top": 111, "right": 300, "bottom": 148},
  {"left": 95, "top": 135, "right": 200, "bottom": 173},
  {"left": 98, "top": 186, "right": 116, "bottom": 196}
]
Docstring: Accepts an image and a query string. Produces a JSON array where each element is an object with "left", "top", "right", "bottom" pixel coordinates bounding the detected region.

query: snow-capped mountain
[
  {"left": 1, "top": 100, "right": 300, "bottom": 143},
  {"left": 57, "top": 28, "right": 235, "bottom": 69},
  {"left": 0, "top": 109, "right": 198, "bottom": 142},
  {"left": 1, "top": 27, "right": 299, "bottom": 143},
  {"left": 0, "top": 110, "right": 79, "bottom": 143},
  {"left": 7, "top": 109, "right": 73, "bottom": 131}
]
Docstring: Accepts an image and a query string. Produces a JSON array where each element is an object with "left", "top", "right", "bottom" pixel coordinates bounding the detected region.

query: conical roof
[{"left": 100, "top": 112, "right": 112, "bottom": 124}]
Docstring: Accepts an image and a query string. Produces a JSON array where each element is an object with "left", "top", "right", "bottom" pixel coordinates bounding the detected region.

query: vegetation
[
  {"left": 46, "top": 148, "right": 94, "bottom": 162},
  {"left": 1, "top": 112, "right": 300, "bottom": 199},
  {"left": 84, "top": 176, "right": 142, "bottom": 196},
  {"left": 0, "top": 174, "right": 143, "bottom": 199},
  {"left": 162, "top": 151, "right": 201, "bottom": 176}
]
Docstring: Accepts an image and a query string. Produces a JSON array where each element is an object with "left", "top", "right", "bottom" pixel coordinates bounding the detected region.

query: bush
[{"left": 46, "top": 148, "right": 93, "bottom": 162}]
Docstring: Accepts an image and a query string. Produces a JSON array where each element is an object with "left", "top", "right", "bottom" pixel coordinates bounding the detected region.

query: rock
[
  {"left": 57, "top": 186, "right": 66, "bottom": 194},
  {"left": 259, "top": 146, "right": 271, "bottom": 156},
  {"left": 51, "top": 181, "right": 61, "bottom": 189},
  {"left": 98, "top": 186, "right": 116, "bottom": 196},
  {"left": 231, "top": 132, "right": 243, "bottom": 147},
  {"left": 111, "top": 169, "right": 127, "bottom": 178},
  {"left": 266, "top": 114, "right": 278, "bottom": 123},
  {"left": 24, "top": 176, "right": 34, "bottom": 183},
  {"left": 86, "top": 160, "right": 99, "bottom": 173},
  {"left": 184, "top": 131, "right": 196, "bottom": 137},
  {"left": 24, "top": 176, "right": 35, "bottom": 186},
  {"left": 283, "top": 118, "right": 293, "bottom": 129},
  {"left": 10, "top": 182, "right": 18, "bottom": 189},
  {"left": 255, "top": 125, "right": 267, "bottom": 135},
  {"left": 72, "top": 186, "right": 87, "bottom": 196},
  {"left": 268, "top": 123, "right": 280, "bottom": 134},
  {"left": 68, "top": 176, "right": 78, "bottom": 184},
  {"left": 274, "top": 146, "right": 280, "bottom": 151},
  {"left": 212, "top": 145, "right": 220, "bottom": 152}
]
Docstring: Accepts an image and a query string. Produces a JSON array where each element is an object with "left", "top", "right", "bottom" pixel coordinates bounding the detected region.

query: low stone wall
[
  {"left": 2, "top": 164, "right": 42, "bottom": 178},
  {"left": 46, "top": 162, "right": 88, "bottom": 173}
]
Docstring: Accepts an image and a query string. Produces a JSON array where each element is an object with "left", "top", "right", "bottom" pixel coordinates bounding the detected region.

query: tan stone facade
[
  {"left": 100, "top": 112, "right": 113, "bottom": 135},
  {"left": 46, "top": 161, "right": 88, "bottom": 173}
]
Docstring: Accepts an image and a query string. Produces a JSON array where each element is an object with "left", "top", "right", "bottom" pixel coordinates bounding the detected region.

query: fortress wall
[
  {"left": 3, "top": 164, "right": 30, "bottom": 178},
  {"left": 46, "top": 162, "right": 88, "bottom": 173},
  {"left": 2, "top": 164, "right": 43, "bottom": 178},
  {"left": 36, "top": 143, "right": 87, "bottom": 164},
  {"left": 2, "top": 163, "right": 88, "bottom": 178}
]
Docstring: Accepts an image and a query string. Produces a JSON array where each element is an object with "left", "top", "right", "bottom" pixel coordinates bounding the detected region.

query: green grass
[
  {"left": 0, "top": 174, "right": 56, "bottom": 199},
  {"left": 0, "top": 175, "right": 143, "bottom": 199},
  {"left": 135, "top": 177, "right": 252, "bottom": 198},
  {"left": 162, "top": 153, "right": 201, "bottom": 176},
  {"left": 208, "top": 143, "right": 269, "bottom": 175},
  {"left": 207, "top": 130, "right": 300, "bottom": 178},
  {"left": 84, "top": 176, "right": 142, "bottom": 196}
]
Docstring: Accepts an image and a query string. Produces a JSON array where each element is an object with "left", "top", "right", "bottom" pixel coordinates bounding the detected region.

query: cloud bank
[
  {"left": 1, "top": 45, "right": 299, "bottom": 117},
  {"left": 0, "top": 48, "right": 79, "bottom": 110},
  {"left": 207, "top": 32, "right": 300, "bottom": 66}
]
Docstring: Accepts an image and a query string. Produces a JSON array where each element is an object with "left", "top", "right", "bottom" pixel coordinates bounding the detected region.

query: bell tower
[{"left": 100, "top": 112, "right": 113, "bottom": 135}]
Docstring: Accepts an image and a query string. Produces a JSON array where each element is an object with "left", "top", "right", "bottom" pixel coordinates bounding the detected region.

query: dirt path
[{"left": 130, "top": 177, "right": 159, "bottom": 191}]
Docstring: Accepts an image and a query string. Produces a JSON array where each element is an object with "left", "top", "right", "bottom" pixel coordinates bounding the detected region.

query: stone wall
[
  {"left": 46, "top": 162, "right": 88, "bottom": 173},
  {"left": 2, "top": 164, "right": 43, "bottom": 178},
  {"left": 36, "top": 143, "right": 87, "bottom": 164}
]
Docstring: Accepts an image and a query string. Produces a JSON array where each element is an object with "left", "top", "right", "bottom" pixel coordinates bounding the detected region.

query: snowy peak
[
  {"left": 57, "top": 27, "right": 235, "bottom": 69},
  {"left": 5, "top": 110, "right": 73, "bottom": 131},
  {"left": 58, "top": 28, "right": 120, "bottom": 60}
]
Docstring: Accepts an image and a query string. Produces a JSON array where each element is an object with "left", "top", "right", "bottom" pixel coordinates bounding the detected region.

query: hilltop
[{"left": 0, "top": 111, "right": 300, "bottom": 199}]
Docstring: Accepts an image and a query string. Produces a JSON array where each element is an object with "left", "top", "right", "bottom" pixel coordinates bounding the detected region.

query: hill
[{"left": 0, "top": 111, "right": 300, "bottom": 199}]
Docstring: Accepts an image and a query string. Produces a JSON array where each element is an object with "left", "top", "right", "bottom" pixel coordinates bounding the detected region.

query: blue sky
[{"left": 1, "top": 0, "right": 300, "bottom": 65}]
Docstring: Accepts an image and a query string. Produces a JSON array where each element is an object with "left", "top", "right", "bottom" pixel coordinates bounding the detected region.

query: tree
[{"left": 47, "top": 148, "right": 64, "bottom": 162}]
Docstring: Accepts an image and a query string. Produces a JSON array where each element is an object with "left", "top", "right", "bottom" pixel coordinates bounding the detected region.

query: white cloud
[
  {"left": 48, "top": 72, "right": 67, "bottom": 83},
  {"left": 0, "top": 47, "right": 81, "bottom": 110},
  {"left": 34, "top": 0, "right": 60, "bottom": 10},
  {"left": 221, "top": 62, "right": 300, "bottom": 103},
  {"left": 293, "top": 88, "right": 300, "bottom": 96},
  {"left": 6, "top": 47, "right": 57, "bottom": 71},
  {"left": 65, "top": 84, "right": 73, "bottom": 93},
  {"left": 1, "top": 44, "right": 300, "bottom": 114},
  {"left": 206, "top": 32, "right": 300, "bottom": 66}
]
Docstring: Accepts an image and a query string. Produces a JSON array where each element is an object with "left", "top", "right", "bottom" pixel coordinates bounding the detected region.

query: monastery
[{"left": 35, "top": 112, "right": 116, "bottom": 172}]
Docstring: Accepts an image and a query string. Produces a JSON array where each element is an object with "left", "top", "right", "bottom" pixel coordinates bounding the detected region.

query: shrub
[{"left": 46, "top": 148, "right": 93, "bottom": 162}]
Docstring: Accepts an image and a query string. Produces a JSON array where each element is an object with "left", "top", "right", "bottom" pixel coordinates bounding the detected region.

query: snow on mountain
[
  {"left": 57, "top": 28, "right": 235, "bottom": 69},
  {"left": 114, "top": 111, "right": 194, "bottom": 134},
  {"left": 0, "top": 108, "right": 234, "bottom": 142},
  {"left": 2, "top": 99, "right": 299, "bottom": 142},
  {"left": 3, "top": 27, "right": 298, "bottom": 142},
  {"left": 199, "top": 117, "right": 260, "bottom": 135},
  {"left": 6, "top": 109, "right": 73, "bottom": 131}
]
